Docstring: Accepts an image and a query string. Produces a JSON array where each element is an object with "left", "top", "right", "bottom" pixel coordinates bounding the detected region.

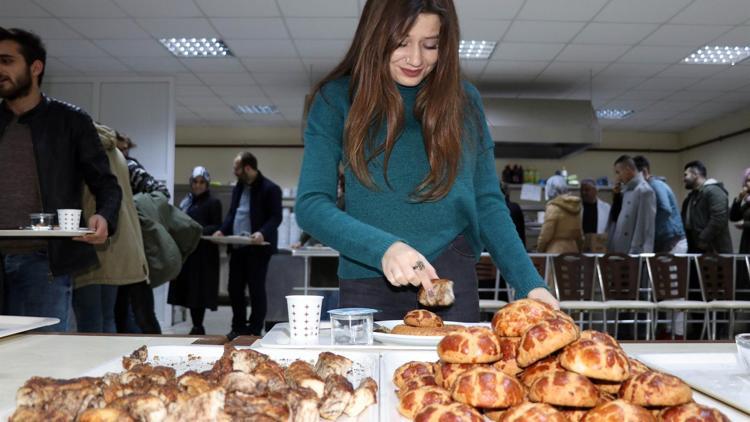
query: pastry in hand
[
  {"left": 404, "top": 310, "right": 444, "bottom": 327},
  {"left": 418, "top": 279, "right": 455, "bottom": 307}
]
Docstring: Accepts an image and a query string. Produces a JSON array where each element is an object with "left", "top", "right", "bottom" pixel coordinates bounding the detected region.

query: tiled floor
[{"left": 163, "top": 306, "right": 237, "bottom": 335}]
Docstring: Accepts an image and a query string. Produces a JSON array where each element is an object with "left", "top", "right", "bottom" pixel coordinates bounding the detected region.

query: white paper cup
[
  {"left": 286, "top": 295, "right": 323, "bottom": 344},
  {"left": 57, "top": 209, "right": 82, "bottom": 231}
]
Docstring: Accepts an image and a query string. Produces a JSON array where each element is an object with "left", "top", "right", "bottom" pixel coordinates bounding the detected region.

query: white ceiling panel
[
  {"left": 113, "top": 0, "right": 203, "bottom": 18},
  {"left": 616, "top": 90, "right": 672, "bottom": 101},
  {"left": 227, "top": 40, "right": 298, "bottom": 58},
  {"left": 594, "top": 0, "right": 692, "bottom": 23},
  {"left": 209, "top": 84, "right": 265, "bottom": 97},
  {"left": 176, "top": 85, "right": 214, "bottom": 97},
  {"left": 179, "top": 58, "right": 247, "bottom": 73},
  {"left": 220, "top": 95, "right": 273, "bottom": 106},
  {"left": 300, "top": 58, "right": 340, "bottom": 73},
  {"left": 670, "top": 0, "right": 750, "bottom": 25},
  {"left": 121, "top": 57, "right": 187, "bottom": 73},
  {"left": 3, "top": 0, "right": 50, "bottom": 17},
  {"left": 43, "top": 57, "right": 80, "bottom": 74},
  {"left": 492, "top": 42, "right": 565, "bottom": 61},
  {"left": 708, "top": 91, "right": 750, "bottom": 103},
  {"left": 710, "top": 25, "right": 750, "bottom": 45},
  {"left": 517, "top": 0, "right": 608, "bottom": 21},
  {"left": 95, "top": 40, "right": 171, "bottom": 57},
  {"left": 174, "top": 72, "right": 203, "bottom": 85},
  {"left": 211, "top": 18, "right": 290, "bottom": 40},
  {"left": 34, "top": 0, "right": 125, "bottom": 18},
  {"left": 241, "top": 58, "right": 306, "bottom": 73},
  {"left": 195, "top": 0, "right": 279, "bottom": 18},
  {"left": 44, "top": 39, "right": 109, "bottom": 58},
  {"left": 482, "top": 60, "right": 549, "bottom": 77},
  {"left": 276, "top": 0, "right": 358, "bottom": 18},
  {"left": 598, "top": 63, "right": 670, "bottom": 77},
  {"left": 617, "top": 45, "right": 695, "bottom": 63},
  {"left": 1, "top": 18, "right": 82, "bottom": 39},
  {"left": 252, "top": 72, "right": 311, "bottom": 85},
  {"left": 60, "top": 57, "right": 129, "bottom": 73},
  {"left": 543, "top": 61, "right": 610, "bottom": 77},
  {"left": 664, "top": 90, "right": 722, "bottom": 102},
  {"left": 647, "top": 100, "right": 705, "bottom": 112},
  {"left": 261, "top": 94, "right": 305, "bottom": 107},
  {"left": 457, "top": 19, "right": 511, "bottom": 41},
  {"left": 658, "top": 64, "right": 729, "bottom": 78},
  {"left": 573, "top": 23, "right": 658, "bottom": 44},
  {"left": 177, "top": 95, "right": 227, "bottom": 107},
  {"left": 455, "top": 0, "right": 525, "bottom": 20},
  {"left": 641, "top": 24, "right": 733, "bottom": 46},
  {"left": 556, "top": 44, "right": 631, "bottom": 62},
  {"left": 196, "top": 72, "right": 257, "bottom": 86},
  {"left": 684, "top": 77, "right": 750, "bottom": 91},
  {"left": 294, "top": 40, "right": 349, "bottom": 58},
  {"left": 504, "top": 21, "right": 586, "bottom": 43},
  {"left": 136, "top": 18, "right": 219, "bottom": 39},
  {"left": 637, "top": 77, "right": 700, "bottom": 91},
  {"left": 603, "top": 99, "right": 656, "bottom": 111},
  {"left": 62, "top": 18, "right": 152, "bottom": 39},
  {"left": 285, "top": 18, "right": 358, "bottom": 40}
]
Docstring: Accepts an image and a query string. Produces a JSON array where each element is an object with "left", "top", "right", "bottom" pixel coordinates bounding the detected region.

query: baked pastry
[
  {"left": 579, "top": 330, "right": 620, "bottom": 349},
  {"left": 658, "top": 402, "right": 730, "bottom": 422},
  {"left": 492, "top": 299, "right": 556, "bottom": 337},
  {"left": 390, "top": 324, "right": 465, "bottom": 336},
  {"left": 397, "top": 385, "right": 453, "bottom": 419},
  {"left": 414, "top": 402, "right": 484, "bottom": 422},
  {"left": 582, "top": 399, "right": 655, "bottom": 422},
  {"left": 393, "top": 361, "right": 435, "bottom": 390},
  {"left": 433, "top": 361, "right": 477, "bottom": 389},
  {"left": 559, "top": 339, "right": 630, "bottom": 381},
  {"left": 497, "top": 402, "right": 567, "bottom": 421},
  {"left": 400, "top": 375, "right": 439, "bottom": 395},
  {"left": 344, "top": 377, "right": 378, "bottom": 417},
  {"left": 619, "top": 371, "right": 692, "bottom": 407},
  {"left": 418, "top": 279, "right": 455, "bottom": 307},
  {"left": 519, "top": 356, "right": 565, "bottom": 387},
  {"left": 627, "top": 358, "right": 649, "bottom": 376},
  {"left": 285, "top": 360, "right": 325, "bottom": 398},
  {"left": 517, "top": 317, "right": 580, "bottom": 367},
  {"left": 404, "top": 309, "right": 444, "bottom": 327},
  {"left": 314, "top": 351, "right": 353, "bottom": 379},
  {"left": 319, "top": 374, "right": 354, "bottom": 420},
  {"left": 554, "top": 310, "right": 577, "bottom": 325},
  {"left": 592, "top": 378, "right": 622, "bottom": 395},
  {"left": 451, "top": 367, "right": 524, "bottom": 409},
  {"left": 491, "top": 337, "right": 523, "bottom": 376},
  {"left": 438, "top": 327, "right": 502, "bottom": 364},
  {"left": 560, "top": 409, "right": 589, "bottom": 422},
  {"left": 528, "top": 370, "right": 599, "bottom": 408}
]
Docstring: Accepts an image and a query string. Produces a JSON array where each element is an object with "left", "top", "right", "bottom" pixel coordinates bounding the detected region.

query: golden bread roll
[
  {"left": 579, "top": 330, "right": 620, "bottom": 349},
  {"left": 528, "top": 370, "right": 599, "bottom": 408},
  {"left": 393, "top": 361, "right": 434, "bottom": 389},
  {"left": 491, "top": 337, "right": 523, "bottom": 376},
  {"left": 484, "top": 409, "right": 506, "bottom": 421},
  {"left": 658, "top": 402, "right": 730, "bottom": 422},
  {"left": 78, "top": 408, "right": 134, "bottom": 422},
  {"left": 414, "top": 402, "right": 484, "bottom": 422},
  {"left": 404, "top": 309, "right": 444, "bottom": 327},
  {"left": 628, "top": 358, "right": 649, "bottom": 376},
  {"left": 554, "top": 310, "right": 577, "bottom": 325},
  {"left": 433, "top": 361, "right": 478, "bottom": 389},
  {"left": 399, "top": 374, "right": 439, "bottom": 395},
  {"left": 390, "top": 324, "right": 465, "bottom": 336},
  {"left": 437, "top": 326, "right": 502, "bottom": 364},
  {"left": 519, "top": 356, "right": 564, "bottom": 387},
  {"left": 450, "top": 367, "right": 524, "bottom": 409},
  {"left": 592, "top": 378, "right": 622, "bottom": 395},
  {"left": 417, "top": 279, "right": 455, "bottom": 307},
  {"left": 559, "top": 339, "right": 630, "bottom": 382},
  {"left": 397, "top": 386, "right": 453, "bottom": 419},
  {"left": 560, "top": 409, "right": 589, "bottom": 422},
  {"left": 619, "top": 371, "right": 692, "bottom": 407},
  {"left": 517, "top": 317, "right": 580, "bottom": 367},
  {"left": 582, "top": 399, "right": 655, "bottom": 422},
  {"left": 498, "top": 402, "right": 567, "bottom": 421},
  {"left": 492, "top": 299, "right": 556, "bottom": 337}
]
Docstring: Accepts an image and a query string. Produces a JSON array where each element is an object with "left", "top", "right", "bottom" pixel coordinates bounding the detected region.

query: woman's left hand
[{"left": 527, "top": 287, "right": 560, "bottom": 310}]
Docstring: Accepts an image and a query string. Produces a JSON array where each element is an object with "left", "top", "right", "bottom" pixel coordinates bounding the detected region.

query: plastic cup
[
  {"left": 57, "top": 209, "right": 82, "bottom": 231},
  {"left": 736, "top": 333, "right": 750, "bottom": 372},
  {"left": 328, "top": 308, "right": 377, "bottom": 345},
  {"left": 29, "top": 213, "right": 55, "bottom": 230},
  {"left": 286, "top": 295, "right": 324, "bottom": 344}
]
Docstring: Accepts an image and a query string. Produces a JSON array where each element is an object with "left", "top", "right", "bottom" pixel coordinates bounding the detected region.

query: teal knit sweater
[{"left": 296, "top": 77, "right": 546, "bottom": 298}]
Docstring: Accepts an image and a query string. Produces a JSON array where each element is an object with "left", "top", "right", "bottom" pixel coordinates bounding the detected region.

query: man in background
[
  {"left": 608, "top": 155, "right": 656, "bottom": 254},
  {"left": 682, "top": 161, "right": 732, "bottom": 254},
  {"left": 214, "top": 152, "right": 282, "bottom": 339},
  {"left": 580, "top": 179, "right": 610, "bottom": 235}
]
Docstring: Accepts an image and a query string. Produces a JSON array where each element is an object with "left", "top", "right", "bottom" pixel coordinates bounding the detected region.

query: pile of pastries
[
  {"left": 11, "top": 345, "right": 377, "bottom": 421},
  {"left": 393, "top": 299, "right": 730, "bottom": 421}
]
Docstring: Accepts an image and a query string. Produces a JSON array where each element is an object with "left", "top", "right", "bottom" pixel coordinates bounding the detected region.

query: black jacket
[
  {"left": 219, "top": 172, "right": 282, "bottom": 253},
  {"left": 681, "top": 179, "right": 733, "bottom": 253},
  {"left": 730, "top": 196, "right": 750, "bottom": 253},
  {"left": 0, "top": 96, "right": 122, "bottom": 276}
]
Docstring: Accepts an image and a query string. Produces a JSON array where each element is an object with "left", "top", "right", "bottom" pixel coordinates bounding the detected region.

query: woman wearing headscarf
[
  {"left": 730, "top": 167, "right": 750, "bottom": 253},
  {"left": 537, "top": 175, "right": 583, "bottom": 253},
  {"left": 167, "top": 166, "right": 222, "bottom": 334}
]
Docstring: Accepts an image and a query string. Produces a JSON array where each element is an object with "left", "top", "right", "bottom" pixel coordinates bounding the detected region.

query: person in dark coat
[
  {"left": 168, "top": 166, "right": 222, "bottom": 335},
  {"left": 730, "top": 167, "right": 750, "bottom": 254},
  {"left": 681, "top": 161, "right": 733, "bottom": 254}
]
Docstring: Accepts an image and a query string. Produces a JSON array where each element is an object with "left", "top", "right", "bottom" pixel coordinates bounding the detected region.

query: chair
[
  {"left": 477, "top": 255, "right": 507, "bottom": 315},
  {"left": 552, "top": 253, "right": 608, "bottom": 330},
  {"left": 698, "top": 254, "right": 750, "bottom": 339},
  {"left": 598, "top": 253, "right": 656, "bottom": 340},
  {"left": 647, "top": 254, "right": 708, "bottom": 340}
]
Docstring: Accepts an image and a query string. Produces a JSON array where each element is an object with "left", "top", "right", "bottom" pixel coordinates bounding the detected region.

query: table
[{"left": 287, "top": 246, "right": 339, "bottom": 295}]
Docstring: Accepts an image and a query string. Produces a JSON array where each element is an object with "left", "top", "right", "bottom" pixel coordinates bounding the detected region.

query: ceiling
[{"left": 3, "top": 0, "right": 750, "bottom": 132}]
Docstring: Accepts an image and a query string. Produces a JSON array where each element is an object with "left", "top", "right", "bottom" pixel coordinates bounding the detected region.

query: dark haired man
[
  {"left": 682, "top": 161, "right": 732, "bottom": 253},
  {"left": 607, "top": 155, "right": 656, "bottom": 254},
  {"left": 0, "top": 28, "right": 121, "bottom": 331},
  {"left": 214, "top": 152, "right": 282, "bottom": 339}
]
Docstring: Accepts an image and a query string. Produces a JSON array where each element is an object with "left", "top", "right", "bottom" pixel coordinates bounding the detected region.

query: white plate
[
  {"left": 371, "top": 320, "right": 491, "bottom": 347},
  {"left": 0, "top": 315, "right": 60, "bottom": 338},
  {"left": 635, "top": 352, "right": 750, "bottom": 415},
  {"left": 0, "top": 228, "right": 95, "bottom": 237},
  {"left": 259, "top": 322, "right": 441, "bottom": 350},
  {"left": 381, "top": 350, "right": 750, "bottom": 422}
]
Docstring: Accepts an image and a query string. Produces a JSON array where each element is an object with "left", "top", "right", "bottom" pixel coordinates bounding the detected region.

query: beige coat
[
  {"left": 537, "top": 194, "right": 583, "bottom": 254},
  {"left": 74, "top": 123, "right": 148, "bottom": 288}
]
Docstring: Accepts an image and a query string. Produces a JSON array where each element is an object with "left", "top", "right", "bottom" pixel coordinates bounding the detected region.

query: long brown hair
[{"left": 311, "top": 0, "right": 464, "bottom": 202}]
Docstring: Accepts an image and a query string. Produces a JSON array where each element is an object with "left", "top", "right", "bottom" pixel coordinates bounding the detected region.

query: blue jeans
[
  {"left": 73, "top": 284, "right": 117, "bottom": 333},
  {"left": 3, "top": 252, "right": 72, "bottom": 332}
]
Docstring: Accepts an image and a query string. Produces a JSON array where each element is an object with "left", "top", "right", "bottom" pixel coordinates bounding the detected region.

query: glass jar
[{"left": 327, "top": 308, "right": 378, "bottom": 345}]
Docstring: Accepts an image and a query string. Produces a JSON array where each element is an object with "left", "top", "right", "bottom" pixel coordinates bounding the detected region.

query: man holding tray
[{"left": 0, "top": 28, "right": 122, "bottom": 331}]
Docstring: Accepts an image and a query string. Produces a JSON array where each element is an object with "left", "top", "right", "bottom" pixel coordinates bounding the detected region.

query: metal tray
[{"left": 0, "top": 316, "right": 60, "bottom": 338}]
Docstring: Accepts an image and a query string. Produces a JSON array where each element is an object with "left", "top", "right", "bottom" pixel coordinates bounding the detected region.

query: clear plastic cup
[
  {"left": 57, "top": 209, "right": 82, "bottom": 231},
  {"left": 29, "top": 213, "right": 55, "bottom": 230},
  {"left": 328, "top": 308, "right": 378, "bottom": 345},
  {"left": 736, "top": 333, "right": 750, "bottom": 372},
  {"left": 285, "top": 295, "right": 324, "bottom": 344}
]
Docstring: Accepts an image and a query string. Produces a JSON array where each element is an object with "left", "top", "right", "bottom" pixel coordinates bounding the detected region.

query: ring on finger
[{"left": 412, "top": 260, "right": 425, "bottom": 272}]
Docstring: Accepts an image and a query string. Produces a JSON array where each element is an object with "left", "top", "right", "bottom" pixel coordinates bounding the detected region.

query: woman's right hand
[{"left": 381, "top": 241, "right": 438, "bottom": 290}]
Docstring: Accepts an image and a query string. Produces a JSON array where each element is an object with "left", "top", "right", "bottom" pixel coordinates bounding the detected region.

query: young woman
[{"left": 296, "top": 0, "right": 558, "bottom": 321}]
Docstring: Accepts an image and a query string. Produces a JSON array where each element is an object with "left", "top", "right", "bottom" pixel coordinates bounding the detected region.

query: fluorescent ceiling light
[
  {"left": 683, "top": 46, "right": 750, "bottom": 65},
  {"left": 233, "top": 105, "right": 278, "bottom": 115},
  {"left": 596, "top": 109, "right": 633, "bottom": 120},
  {"left": 159, "top": 38, "right": 232, "bottom": 58},
  {"left": 459, "top": 40, "right": 496, "bottom": 59}
]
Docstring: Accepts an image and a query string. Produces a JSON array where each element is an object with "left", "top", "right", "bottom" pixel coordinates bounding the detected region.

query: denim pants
[
  {"left": 3, "top": 252, "right": 72, "bottom": 332},
  {"left": 73, "top": 284, "right": 117, "bottom": 333},
  {"left": 339, "top": 235, "right": 480, "bottom": 322}
]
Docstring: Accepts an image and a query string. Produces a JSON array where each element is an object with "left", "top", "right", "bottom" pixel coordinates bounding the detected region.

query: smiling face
[
  {"left": 191, "top": 176, "right": 208, "bottom": 196},
  {"left": 0, "top": 40, "right": 38, "bottom": 101},
  {"left": 389, "top": 13, "right": 440, "bottom": 87}
]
